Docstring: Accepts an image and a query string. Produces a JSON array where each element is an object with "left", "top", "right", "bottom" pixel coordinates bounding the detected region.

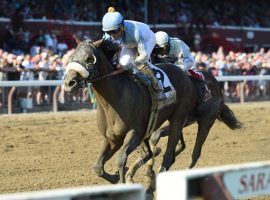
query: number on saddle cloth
[{"left": 152, "top": 68, "right": 171, "bottom": 93}]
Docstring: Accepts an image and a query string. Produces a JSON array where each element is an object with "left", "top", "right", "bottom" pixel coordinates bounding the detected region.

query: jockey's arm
[
  {"left": 134, "top": 32, "right": 148, "bottom": 66},
  {"left": 177, "top": 40, "right": 195, "bottom": 71}
]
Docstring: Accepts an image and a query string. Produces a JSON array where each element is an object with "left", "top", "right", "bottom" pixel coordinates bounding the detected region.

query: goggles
[
  {"left": 105, "top": 28, "right": 120, "bottom": 35},
  {"left": 155, "top": 44, "right": 170, "bottom": 55}
]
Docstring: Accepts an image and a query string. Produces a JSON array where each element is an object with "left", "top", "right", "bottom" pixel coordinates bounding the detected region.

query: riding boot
[
  {"left": 187, "top": 69, "right": 212, "bottom": 102},
  {"left": 138, "top": 63, "right": 166, "bottom": 101},
  {"left": 131, "top": 68, "right": 151, "bottom": 86}
]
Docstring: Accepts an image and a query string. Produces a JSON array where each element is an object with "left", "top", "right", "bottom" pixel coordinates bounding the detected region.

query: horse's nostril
[{"left": 68, "top": 80, "right": 76, "bottom": 87}]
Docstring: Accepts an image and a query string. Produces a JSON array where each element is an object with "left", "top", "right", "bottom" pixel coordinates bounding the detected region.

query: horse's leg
[
  {"left": 125, "top": 127, "right": 166, "bottom": 182},
  {"left": 152, "top": 123, "right": 186, "bottom": 159},
  {"left": 93, "top": 139, "right": 120, "bottom": 184},
  {"left": 144, "top": 129, "right": 166, "bottom": 193},
  {"left": 129, "top": 126, "right": 169, "bottom": 181},
  {"left": 175, "top": 129, "right": 186, "bottom": 156},
  {"left": 189, "top": 118, "right": 215, "bottom": 168},
  {"left": 125, "top": 139, "right": 154, "bottom": 183},
  {"left": 117, "top": 129, "right": 141, "bottom": 183},
  {"left": 159, "top": 120, "right": 184, "bottom": 172},
  {"left": 189, "top": 97, "right": 222, "bottom": 168},
  {"left": 125, "top": 125, "right": 170, "bottom": 184}
]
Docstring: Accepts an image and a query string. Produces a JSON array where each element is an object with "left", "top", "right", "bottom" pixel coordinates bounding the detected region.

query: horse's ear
[
  {"left": 73, "top": 34, "right": 82, "bottom": 45},
  {"left": 93, "top": 39, "right": 104, "bottom": 48}
]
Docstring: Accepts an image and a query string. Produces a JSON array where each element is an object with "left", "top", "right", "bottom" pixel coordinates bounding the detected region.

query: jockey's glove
[{"left": 122, "top": 62, "right": 138, "bottom": 71}]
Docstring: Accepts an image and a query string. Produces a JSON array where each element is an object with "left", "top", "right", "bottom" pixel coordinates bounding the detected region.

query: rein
[{"left": 90, "top": 68, "right": 125, "bottom": 83}]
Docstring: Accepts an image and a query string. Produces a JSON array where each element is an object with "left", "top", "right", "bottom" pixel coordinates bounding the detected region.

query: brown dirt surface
[{"left": 1, "top": 102, "right": 270, "bottom": 198}]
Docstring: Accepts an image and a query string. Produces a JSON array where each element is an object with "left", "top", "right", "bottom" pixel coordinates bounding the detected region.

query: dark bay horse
[{"left": 63, "top": 38, "right": 242, "bottom": 184}]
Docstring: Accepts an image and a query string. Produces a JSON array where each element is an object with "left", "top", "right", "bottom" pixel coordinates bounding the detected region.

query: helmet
[
  {"left": 102, "top": 7, "right": 124, "bottom": 32},
  {"left": 155, "top": 31, "right": 169, "bottom": 47}
]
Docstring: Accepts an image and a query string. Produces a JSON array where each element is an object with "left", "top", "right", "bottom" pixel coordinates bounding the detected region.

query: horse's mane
[{"left": 93, "top": 39, "right": 121, "bottom": 69}]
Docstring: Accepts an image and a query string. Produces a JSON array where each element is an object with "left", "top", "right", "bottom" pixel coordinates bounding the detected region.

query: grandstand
[{"left": 0, "top": 0, "right": 269, "bottom": 113}]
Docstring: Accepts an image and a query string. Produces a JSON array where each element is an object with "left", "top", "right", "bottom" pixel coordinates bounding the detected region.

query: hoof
[
  {"left": 158, "top": 166, "right": 167, "bottom": 173},
  {"left": 92, "top": 165, "right": 104, "bottom": 176},
  {"left": 125, "top": 173, "right": 134, "bottom": 184},
  {"left": 102, "top": 173, "right": 120, "bottom": 184},
  {"left": 146, "top": 167, "right": 155, "bottom": 178},
  {"left": 107, "top": 174, "right": 120, "bottom": 184},
  {"left": 189, "top": 162, "right": 195, "bottom": 169},
  {"left": 146, "top": 186, "right": 154, "bottom": 194},
  {"left": 188, "top": 163, "right": 195, "bottom": 169},
  {"left": 154, "top": 147, "right": 161, "bottom": 156}
]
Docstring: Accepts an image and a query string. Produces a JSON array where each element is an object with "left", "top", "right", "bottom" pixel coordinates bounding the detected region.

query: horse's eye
[{"left": 86, "top": 55, "right": 96, "bottom": 64}]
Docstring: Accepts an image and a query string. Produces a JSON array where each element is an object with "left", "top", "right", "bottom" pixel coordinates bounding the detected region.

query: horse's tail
[{"left": 219, "top": 103, "right": 243, "bottom": 130}]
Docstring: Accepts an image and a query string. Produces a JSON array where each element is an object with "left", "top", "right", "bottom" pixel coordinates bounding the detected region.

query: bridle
[
  {"left": 77, "top": 42, "right": 126, "bottom": 87},
  {"left": 76, "top": 66, "right": 125, "bottom": 89},
  {"left": 90, "top": 68, "right": 125, "bottom": 83}
]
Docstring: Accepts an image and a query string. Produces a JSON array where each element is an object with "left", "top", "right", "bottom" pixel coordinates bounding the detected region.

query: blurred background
[{"left": 0, "top": 0, "right": 270, "bottom": 114}]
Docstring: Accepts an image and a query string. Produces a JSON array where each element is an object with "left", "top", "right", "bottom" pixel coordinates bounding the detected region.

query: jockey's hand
[
  {"left": 116, "top": 64, "right": 122, "bottom": 69},
  {"left": 121, "top": 62, "right": 137, "bottom": 71}
]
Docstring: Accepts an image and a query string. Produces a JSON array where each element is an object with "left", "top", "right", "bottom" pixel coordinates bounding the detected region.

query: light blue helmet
[{"left": 102, "top": 7, "right": 124, "bottom": 32}]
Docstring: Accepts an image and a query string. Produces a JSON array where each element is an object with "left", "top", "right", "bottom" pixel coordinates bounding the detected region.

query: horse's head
[{"left": 64, "top": 39, "right": 101, "bottom": 95}]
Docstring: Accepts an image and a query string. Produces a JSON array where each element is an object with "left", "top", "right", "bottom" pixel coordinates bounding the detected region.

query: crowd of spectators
[
  {"left": 3, "top": 25, "right": 70, "bottom": 55},
  {"left": 0, "top": 0, "right": 270, "bottom": 112},
  {"left": 0, "top": 0, "right": 270, "bottom": 27},
  {"left": 0, "top": 46, "right": 72, "bottom": 107},
  {"left": 0, "top": 40, "right": 270, "bottom": 110},
  {"left": 195, "top": 47, "right": 270, "bottom": 99}
]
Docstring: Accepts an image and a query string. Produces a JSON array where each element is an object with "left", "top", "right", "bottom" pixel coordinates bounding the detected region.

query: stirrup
[{"left": 132, "top": 70, "right": 151, "bottom": 86}]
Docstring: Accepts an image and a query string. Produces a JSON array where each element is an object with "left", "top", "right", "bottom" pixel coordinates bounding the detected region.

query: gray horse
[{"left": 63, "top": 38, "right": 242, "bottom": 185}]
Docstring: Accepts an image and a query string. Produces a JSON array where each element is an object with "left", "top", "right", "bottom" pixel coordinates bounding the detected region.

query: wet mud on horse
[{"left": 63, "top": 38, "right": 242, "bottom": 188}]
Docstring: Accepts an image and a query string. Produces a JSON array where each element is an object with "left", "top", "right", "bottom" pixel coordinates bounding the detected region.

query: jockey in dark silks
[{"left": 102, "top": 7, "right": 166, "bottom": 101}]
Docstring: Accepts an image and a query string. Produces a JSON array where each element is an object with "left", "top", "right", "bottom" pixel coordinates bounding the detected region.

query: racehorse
[{"left": 63, "top": 38, "right": 242, "bottom": 185}]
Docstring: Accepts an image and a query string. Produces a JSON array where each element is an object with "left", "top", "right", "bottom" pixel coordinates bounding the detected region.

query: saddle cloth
[{"left": 147, "top": 62, "right": 177, "bottom": 109}]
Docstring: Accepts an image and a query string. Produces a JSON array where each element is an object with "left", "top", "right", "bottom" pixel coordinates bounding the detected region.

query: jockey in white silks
[
  {"left": 154, "top": 31, "right": 211, "bottom": 100},
  {"left": 102, "top": 7, "right": 166, "bottom": 100},
  {"left": 154, "top": 31, "right": 195, "bottom": 72}
]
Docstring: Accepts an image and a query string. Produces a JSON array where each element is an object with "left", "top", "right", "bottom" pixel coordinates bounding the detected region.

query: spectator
[
  {"left": 57, "top": 40, "right": 68, "bottom": 57},
  {"left": 36, "top": 52, "right": 50, "bottom": 104},
  {"left": 35, "top": 30, "right": 46, "bottom": 47},
  {"left": 0, "top": 0, "right": 269, "bottom": 27},
  {"left": 194, "top": 32, "right": 201, "bottom": 52}
]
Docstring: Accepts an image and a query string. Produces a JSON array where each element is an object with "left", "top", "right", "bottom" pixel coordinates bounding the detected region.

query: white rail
[
  {"left": 0, "top": 80, "right": 63, "bottom": 87},
  {"left": 0, "top": 81, "right": 63, "bottom": 114},
  {"left": 157, "top": 161, "right": 270, "bottom": 200},
  {"left": 0, "top": 75, "right": 270, "bottom": 88},
  {"left": 0, "top": 184, "right": 145, "bottom": 200},
  {"left": 0, "top": 75, "right": 270, "bottom": 114},
  {"left": 216, "top": 75, "right": 270, "bottom": 81}
]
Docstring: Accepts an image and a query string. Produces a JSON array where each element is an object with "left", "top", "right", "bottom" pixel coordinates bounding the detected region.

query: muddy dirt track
[{"left": 1, "top": 102, "right": 270, "bottom": 198}]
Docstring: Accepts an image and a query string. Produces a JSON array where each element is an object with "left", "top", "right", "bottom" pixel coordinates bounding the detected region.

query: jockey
[
  {"left": 154, "top": 31, "right": 195, "bottom": 72},
  {"left": 154, "top": 31, "right": 211, "bottom": 101},
  {"left": 102, "top": 7, "right": 166, "bottom": 100}
]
